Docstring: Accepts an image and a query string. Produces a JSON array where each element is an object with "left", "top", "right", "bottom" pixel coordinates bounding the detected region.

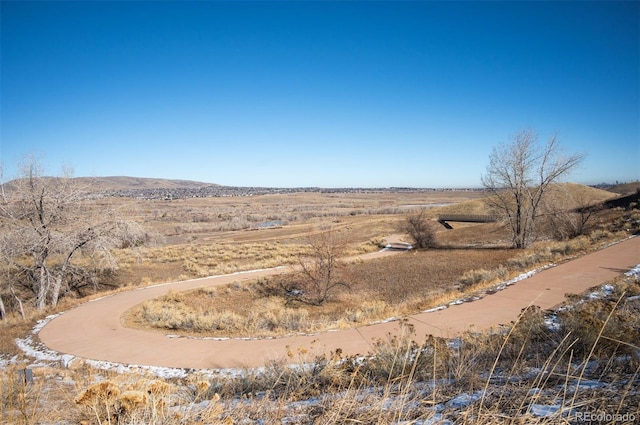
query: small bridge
[{"left": 437, "top": 214, "right": 499, "bottom": 229}]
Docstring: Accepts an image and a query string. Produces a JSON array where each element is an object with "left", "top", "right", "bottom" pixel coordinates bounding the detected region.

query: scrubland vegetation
[
  {"left": 1, "top": 175, "right": 639, "bottom": 424},
  {"left": 125, "top": 185, "right": 639, "bottom": 341},
  {"left": 2, "top": 270, "right": 639, "bottom": 424}
]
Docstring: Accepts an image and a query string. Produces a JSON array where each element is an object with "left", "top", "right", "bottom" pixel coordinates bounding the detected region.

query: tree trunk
[
  {"left": 0, "top": 294, "right": 5, "bottom": 320},
  {"left": 36, "top": 263, "right": 51, "bottom": 312},
  {"left": 50, "top": 274, "right": 64, "bottom": 308},
  {"left": 9, "top": 285, "right": 26, "bottom": 320},
  {"left": 514, "top": 196, "right": 525, "bottom": 249}
]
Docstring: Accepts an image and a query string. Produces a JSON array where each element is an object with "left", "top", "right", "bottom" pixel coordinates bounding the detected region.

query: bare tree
[
  {"left": 292, "top": 226, "right": 350, "bottom": 306},
  {"left": 404, "top": 209, "right": 437, "bottom": 249},
  {"left": 481, "top": 130, "right": 585, "bottom": 248},
  {"left": 0, "top": 157, "right": 148, "bottom": 313}
]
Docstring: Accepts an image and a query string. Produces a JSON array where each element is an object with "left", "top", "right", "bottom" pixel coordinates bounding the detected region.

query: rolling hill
[
  {"left": 72, "top": 176, "right": 218, "bottom": 191},
  {"left": 0, "top": 176, "right": 217, "bottom": 193},
  {"left": 431, "top": 182, "right": 618, "bottom": 218}
]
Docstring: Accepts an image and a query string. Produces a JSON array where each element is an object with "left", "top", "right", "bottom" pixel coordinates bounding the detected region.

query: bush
[{"left": 404, "top": 210, "right": 438, "bottom": 249}]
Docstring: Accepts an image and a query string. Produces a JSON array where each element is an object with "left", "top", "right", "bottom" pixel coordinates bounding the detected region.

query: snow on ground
[{"left": 625, "top": 263, "right": 640, "bottom": 278}]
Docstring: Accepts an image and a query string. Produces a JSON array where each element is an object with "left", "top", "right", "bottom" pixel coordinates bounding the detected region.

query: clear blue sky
[{"left": 1, "top": 1, "right": 638, "bottom": 188}]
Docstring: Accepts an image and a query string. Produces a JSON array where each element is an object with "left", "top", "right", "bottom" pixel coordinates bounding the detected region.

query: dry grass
[
  {"left": 127, "top": 221, "right": 633, "bottom": 340},
  {"left": 0, "top": 189, "right": 480, "bottom": 358},
  {"left": 125, "top": 190, "right": 484, "bottom": 244},
  {"left": 2, "top": 184, "right": 638, "bottom": 424},
  {"left": 2, "top": 271, "right": 638, "bottom": 424},
  {"left": 126, "top": 248, "right": 518, "bottom": 337}
]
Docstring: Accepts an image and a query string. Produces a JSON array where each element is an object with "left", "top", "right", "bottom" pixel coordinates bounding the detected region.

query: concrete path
[{"left": 38, "top": 237, "right": 640, "bottom": 369}]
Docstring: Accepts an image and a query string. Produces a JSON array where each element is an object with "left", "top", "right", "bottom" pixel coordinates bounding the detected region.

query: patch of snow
[
  {"left": 398, "top": 414, "right": 452, "bottom": 425},
  {"left": 32, "top": 314, "right": 61, "bottom": 333},
  {"left": 588, "top": 284, "right": 615, "bottom": 300},
  {"left": 545, "top": 314, "right": 561, "bottom": 331},
  {"left": 15, "top": 334, "right": 73, "bottom": 364},
  {"left": 175, "top": 399, "right": 210, "bottom": 412},
  {"left": 625, "top": 264, "right": 640, "bottom": 278},
  {"left": 84, "top": 358, "right": 254, "bottom": 380},
  {"left": 369, "top": 316, "right": 400, "bottom": 325},
  {"left": 528, "top": 404, "right": 562, "bottom": 417},
  {"left": 527, "top": 387, "right": 542, "bottom": 396},
  {"left": 14, "top": 313, "right": 78, "bottom": 367},
  {"left": 503, "top": 264, "right": 556, "bottom": 287},
  {"left": 564, "top": 379, "right": 605, "bottom": 392},
  {"left": 445, "top": 390, "right": 483, "bottom": 409},
  {"left": 16, "top": 323, "right": 249, "bottom": 379},
  {"left": 448, "top": 338, "right": 462, "bottom": 350},
  {"left": 423, "top": 305, "right": 446, "bottom": 313}
]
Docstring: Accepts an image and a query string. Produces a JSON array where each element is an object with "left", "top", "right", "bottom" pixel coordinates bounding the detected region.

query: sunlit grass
[
  {"left": 3, "top": 271, "right": 638, "bottom": 424},
  {"left": 126, "top": 227, "right": 634, "bottom": 339}
]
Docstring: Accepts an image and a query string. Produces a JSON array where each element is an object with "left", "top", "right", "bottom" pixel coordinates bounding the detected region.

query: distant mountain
[
  {"left": 1, "top": 176, "right": 217, "bottom": 193},
  {"left": 72, "top": 176, "right": 218, "bottom": 192}
]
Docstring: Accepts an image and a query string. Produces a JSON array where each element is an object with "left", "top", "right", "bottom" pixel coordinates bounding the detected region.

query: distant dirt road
[{"left": 38, "top": 237, "right": 640, "bottom": 369}]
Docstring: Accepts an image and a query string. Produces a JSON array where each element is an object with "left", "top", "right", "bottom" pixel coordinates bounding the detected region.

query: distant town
[
  {"left": 4, "top": 175, "right": 630, "bottom": 201},
  {"left": 96, "top": 185, "right": 485, "bottom": 200}
]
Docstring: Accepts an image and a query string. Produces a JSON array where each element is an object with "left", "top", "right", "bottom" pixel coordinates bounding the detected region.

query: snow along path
[{"left": 38, "top": 236, "right": 640, "bottom": 370}]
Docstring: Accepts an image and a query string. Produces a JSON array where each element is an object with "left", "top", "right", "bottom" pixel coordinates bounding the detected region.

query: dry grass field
[
  {"left": 119, "top": 183, "right": 628, "bottom": 340},
  {"left": 123, "top": 189, "right": 485, "bottom": 243},
  {"left": 106, "top": 189, "right": 487, "bottom": 286},
  {"left": 0, "top": 182, "right": 629, "bottom": 341},
  {"left": 124, "top": 248, "right": 518, "bottom": 338},
  {"left": 2, "top": 180, "right": 639, "bottom": 424}
]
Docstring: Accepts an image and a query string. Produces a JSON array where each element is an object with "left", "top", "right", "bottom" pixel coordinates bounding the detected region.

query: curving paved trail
[{"left": 38, "top": 237, "right": 640, "bottom": 369}]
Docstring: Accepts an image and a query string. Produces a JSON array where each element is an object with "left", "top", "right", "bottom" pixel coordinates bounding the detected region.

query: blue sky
[{"left": 1, "top": 1, "right": 638, "bottom": 188}]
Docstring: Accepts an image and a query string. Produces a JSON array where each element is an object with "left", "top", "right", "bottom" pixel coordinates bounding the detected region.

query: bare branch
[
  {"left": 293, "top": 226, "right": 350, "bottom": 305},
  {"left": 404, "top": 209, "right": 437, "bottom": 249},
  {"left": 0, "top": 157, "right": 148, "bottom": 312},
  {"left": 482, "top": 130, "right": 585, "bottom": 248}
]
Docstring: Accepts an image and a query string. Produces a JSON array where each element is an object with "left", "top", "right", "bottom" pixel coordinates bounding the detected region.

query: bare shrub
[
  {"left": 363, "top": 322, "right": 451, "bottom": 383},
  {"left": 292, "top": 226, "right": 351, "bottom": 306},
  {"left": 75, "top": 381, "right": 121, "bottom": 423},
  {"left": 541, "top": 187, "right": 600, "bottom": 240},
  {"left": 558, "top": 291, "right": 640, "bottom": 362},
  {"left": 404, "top": 209, "right": 438, "bottom": 249}
]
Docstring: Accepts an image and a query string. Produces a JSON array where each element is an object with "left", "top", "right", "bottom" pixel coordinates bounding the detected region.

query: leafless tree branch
[
  {"left": 482, "top": 130, "right": 586, "bottom": 248},
  {"left": 0, "top": 156, "right": 149, "bottom": 313}
]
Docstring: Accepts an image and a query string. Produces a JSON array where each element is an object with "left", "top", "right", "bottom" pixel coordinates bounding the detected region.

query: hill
[
  {"left": 606, "top": 181, "right": 640, "bottom": 195},
  {"left": 72, "top": 176, "right": 217, "bottom": 191},
  {"left": 0, "top": 176, "right": 217, "bottom": 193},
  {"left": 431, "top": 182, "right": 616, "bottom": 218}
]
